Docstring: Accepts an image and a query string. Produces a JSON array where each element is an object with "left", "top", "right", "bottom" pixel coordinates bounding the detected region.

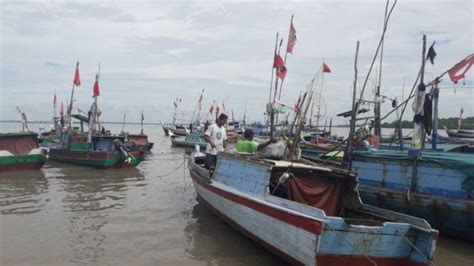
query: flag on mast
[
  {"left": 73, "top": 61, "right": 81, "bottom": 86},
  {"left": 287, "top": 22, "right": 297, "bottom": 54},
  {"left": 92, "top": 74, "right": 100, "bottom": 98},
  {"left": 323, "top": 62, "right": 331, "bottom": 73},
  {"left": 273, "top": 53, "right": 287, "bottom": 80},
  {"left": 209, "top": 101, "right": 215, "bottom": 114}
]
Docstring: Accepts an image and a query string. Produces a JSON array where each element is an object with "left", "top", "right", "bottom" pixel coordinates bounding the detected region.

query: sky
[{"left": 1, "top": 0, "right": 473, "bottom": 125}]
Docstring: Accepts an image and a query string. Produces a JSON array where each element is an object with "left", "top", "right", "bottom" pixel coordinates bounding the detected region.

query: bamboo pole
[
  {"left": 374, "top": 0, "right": 390, "bottom": 137},
  {"left": 278, "top": 14, "right": 294, "bottom": 100},
  {"left": 346, "top": 41, "right": 360, "bottom": 170}
]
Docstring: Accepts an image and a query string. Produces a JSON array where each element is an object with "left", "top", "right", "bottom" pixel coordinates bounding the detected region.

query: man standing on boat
[
  {"left": 236, "top": 129, "right": 275, "bottom": 153},
  {"left": 203, "top": 113, "right": 228, "bottom": 170}
]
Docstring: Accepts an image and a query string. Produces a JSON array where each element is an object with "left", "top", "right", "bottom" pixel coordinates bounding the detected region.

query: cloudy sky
[{"left": 1, "top": 0, "right": 472, "bottom": 124}]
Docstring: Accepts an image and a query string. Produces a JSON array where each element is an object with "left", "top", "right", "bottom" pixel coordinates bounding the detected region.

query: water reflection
[
  {"left": 184, "top": 200, "right": 287, "bottom": 266},
  {"left": 0, "top": 170, "right": 48, "bottom": 215},
  {"left": 51, "top": 162, "right": 145, "bottom": 264}
]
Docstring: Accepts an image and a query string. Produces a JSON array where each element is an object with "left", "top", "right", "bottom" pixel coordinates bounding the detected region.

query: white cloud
[{"left": 1, "top": 0, "right": 472, "bottom": 124}]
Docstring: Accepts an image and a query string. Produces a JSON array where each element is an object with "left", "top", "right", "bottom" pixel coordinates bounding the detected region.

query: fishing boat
[
  {"left": 189, "top": 152, "right": 438, "bottom": 265},
  {"left": 121, "top": 112, "right": 154, "bottom": 152},
  {"left": 0, "top": 132, "right": 47, "bottom": 171},
  {"left": 444, "top": 126, "right": 474, "bottom": 139},
  {"left": 49, "top": 133, "right": 144, "bottom": 168},
  {"left": 170, "top": 132, "right": 206, "bottom": 149},
  {"left": 125, "top": 133, "right": 154, "bottom": 152},
  {"left": 48, "top": 62, "right": 144, "bottom": 168}
]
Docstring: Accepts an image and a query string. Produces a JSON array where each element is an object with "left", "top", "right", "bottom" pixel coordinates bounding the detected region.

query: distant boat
[
  {"left": 444, "top": 125, "right": 474, "bottom": 139},
  {"left": 124, "top": 133, "right": 154, "bottom": 152},
  {"left": 49, "top": 134, "right": 144, "bottom": 168},
  {"left": 170, "top": 132, "right": 206, "bottom": 149},
  {"left": 188, "top": 152, "right": 438, "bottom": 265},
  {"left": 0, "top": 132, "right": 47, "bottom": 171}
]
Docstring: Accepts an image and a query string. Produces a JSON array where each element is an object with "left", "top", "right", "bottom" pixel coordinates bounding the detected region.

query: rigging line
[{"left": 357, "top": 0, "right": 397, "bottom": 105}]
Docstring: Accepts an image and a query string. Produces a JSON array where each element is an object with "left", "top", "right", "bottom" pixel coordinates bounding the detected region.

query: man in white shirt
[{"left": 203, "top": 113, "right": 228, "bottom": 170}]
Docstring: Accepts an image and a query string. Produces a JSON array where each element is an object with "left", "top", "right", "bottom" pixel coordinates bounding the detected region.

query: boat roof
[{"left": 0, "top": 132, "right": 38, "bottom": 138}]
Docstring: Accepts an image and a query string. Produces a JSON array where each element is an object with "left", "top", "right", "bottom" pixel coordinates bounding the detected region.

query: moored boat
[
  {"left": 170, "top": 132, "right": 207, "bottom": 149},
  {"left": 444, "top": 126, "right": 474, "bottom": 139},
  {"left": 49, "top": 134, "right": 144, "bottom": 168},
  {"left": 0, "top": 133, "right": 47, "bottom": 171},
  {"left": 189, "top": 152, "right": 438, "bottom": 265},
  {"left": 125, "top": 133, "right": 154, "bottom": 152}
]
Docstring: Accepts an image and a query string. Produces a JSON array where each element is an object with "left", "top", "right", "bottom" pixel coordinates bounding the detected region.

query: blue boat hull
[{"left": 352, "top": 156, "right": 474, "bottom": 242}]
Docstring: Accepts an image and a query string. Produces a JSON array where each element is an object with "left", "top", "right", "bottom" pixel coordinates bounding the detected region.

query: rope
[
  {"left": 153, "top": 157, "right": 187, "bottom": 178},
  {"left": 397, "top": 232, "right": 434, "bottom": 265},
  {"left": 328, "top": 227, "right": 378, "bottom": 266}
]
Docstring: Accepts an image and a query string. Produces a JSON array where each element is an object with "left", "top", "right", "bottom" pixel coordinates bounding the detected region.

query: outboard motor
[{"left": 113, "top": 139, "right": 135, "bottom": 164}]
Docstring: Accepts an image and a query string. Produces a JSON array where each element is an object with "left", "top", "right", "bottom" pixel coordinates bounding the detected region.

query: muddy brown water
[{"left": 1, "top": 123, "right": 473, "bottom": 265}]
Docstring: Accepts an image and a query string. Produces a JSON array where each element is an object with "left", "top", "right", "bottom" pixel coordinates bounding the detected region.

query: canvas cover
[
  {"left": 0, "top": 133, "right": 38, "bottom": 156},
  {"left": 273, "top": 169, "right": 353, "bottom": 216}
]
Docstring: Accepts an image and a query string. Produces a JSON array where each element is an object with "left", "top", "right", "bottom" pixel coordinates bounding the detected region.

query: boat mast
[
  {"left": 374, "top": 0, "right": 389, "bottom": 138},
  {"left": 267, "top": 32, "right": 279, "bottom": 130},
  {"left": 345, "top": 41, "right": 360, "bottom": 170},
  {"left": 278, "top": 14, "right": 294, "bottom": 101},
  {"left": 268, "top": 33, "right": 280, "bottom": 139}
]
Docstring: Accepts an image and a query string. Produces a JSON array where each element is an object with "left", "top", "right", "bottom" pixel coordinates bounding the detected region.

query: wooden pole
[
  {"left": 420, "top": 35, "right": 427, "bottom": 149},
  {"left": 374, "top": 0, "right": 389, "bottom": 137},
  {"left": 346, "top": 41, "right": 360, "bottom": 170},
  {"left": 278, "top": 14, "right": 294, "bottom": 100},
  {"left": 268, "top": 33, "right": 279, "bottom": 106},
  {"left": 122, "top": 113, "right": 127, "bottom": 133}
]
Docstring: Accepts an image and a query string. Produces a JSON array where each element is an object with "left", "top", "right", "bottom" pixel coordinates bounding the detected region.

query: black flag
[{"left": 426, "top": 42, "right": 436, "bottom": 65}]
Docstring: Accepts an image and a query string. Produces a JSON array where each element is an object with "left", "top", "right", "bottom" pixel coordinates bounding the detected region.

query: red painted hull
[{"left": 191, "top": 173, "right": 429, "bottom": 266}]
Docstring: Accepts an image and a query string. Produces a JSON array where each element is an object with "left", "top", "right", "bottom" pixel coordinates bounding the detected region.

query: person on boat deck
[
  {"left": 236, "top": 128, "right": 276, "bottom": 153},
  {"left": 355, "top": 120, "right": 375, "bottom": 151},
  {"left": 203, "top": 113, "right": 228, "bottom": 170}
]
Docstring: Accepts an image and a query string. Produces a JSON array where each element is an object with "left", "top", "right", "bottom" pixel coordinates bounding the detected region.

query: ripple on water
[{"left": 0, "top": 170, "right": 49, "bottom": 215}]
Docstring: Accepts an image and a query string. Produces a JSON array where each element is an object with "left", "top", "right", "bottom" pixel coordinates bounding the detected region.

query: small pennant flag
[
  {"left": 209, "top": 101, "right": 215, "bottom": 114},
  {"left": 323, "top": 62, "right": 331, "bottom": 73},
  {"left": 73, "top": 61, "right": 81, "bottom": 86},
  {"left": 92, "top": 74, "right": 100, "bottom": 98}
]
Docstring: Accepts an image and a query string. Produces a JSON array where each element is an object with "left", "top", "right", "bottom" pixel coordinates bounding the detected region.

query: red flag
[
  {"left": 209, "top": 103, "right": 215, "bottom": 114},
  {"left": 287, "top": 22, "right": 297, "bottom": 54},
  {"left": 273, "top": 53, "right": 284, "bottom": 69},
  {"left": 92, "top": 74, "right": 100, "bottom": 98},
  {"left": 323, "top": 62, "right": 331, "bottom": 73},
  {"left": 276, "top": 63, "right": 287, "bottom": 81},
  {"left": 448, "top": 54, "right": 474, "bottom": 84},
  {"left": 273, "top": 53, "right": 287, "bottom": 80},
  {"left": 73, "top": 61, "right": 81, "bottom": 86}
]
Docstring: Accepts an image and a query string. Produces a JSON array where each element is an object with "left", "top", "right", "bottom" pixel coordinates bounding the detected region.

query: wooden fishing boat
[
  {"left": 189, "top": 152, "right": 438, "bottom": 265},
  {"left": 49, "top": 134, "right": 144, "bottom": 168},
  {"left": 444, "top": 126, "right": 474, "bottom": 139},
  {"left": 170, "top": 132, "right": 206, "bottom": 149},
  {"left": 0, "top": 133, "right": 47, "bottom": 171},
  {"left": 166, "top": 125, "right": 189, "bottom": 136},
  {"left": 125, "top": 133, "right": 154, "bottom": 152},
  {"left": 350, "top": 150, "right": 474, "bottom": 242},
  {"left": 302, "top": 146, "right": 474, "bottom": 241}
]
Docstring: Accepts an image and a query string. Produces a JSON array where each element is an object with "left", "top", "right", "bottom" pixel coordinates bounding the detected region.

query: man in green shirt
[{"left": 236, "top": 129, "right": 275, "bottom": 153}]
